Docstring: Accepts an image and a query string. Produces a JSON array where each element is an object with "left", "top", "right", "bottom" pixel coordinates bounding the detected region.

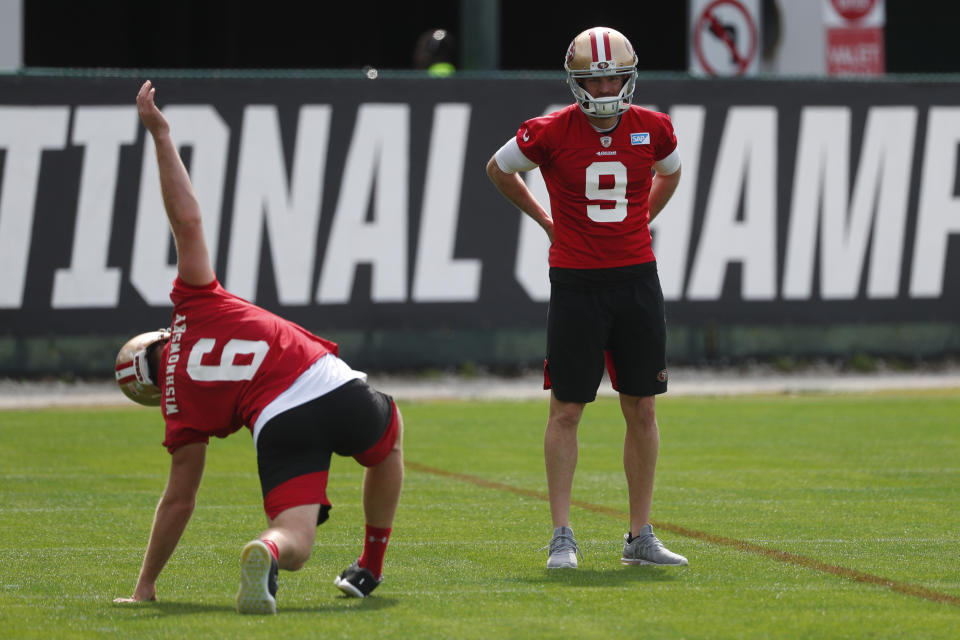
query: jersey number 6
[
  {"left": 186, "top": 338, "right": 270, "bottom": 381},
  {"left": 585, "top": 161, "right": 628, "bottom": 223}
]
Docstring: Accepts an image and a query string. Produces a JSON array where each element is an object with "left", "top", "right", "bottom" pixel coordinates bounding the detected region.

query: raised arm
[{"left": 136, "top": 80, "right": 216, "bottom": 286}]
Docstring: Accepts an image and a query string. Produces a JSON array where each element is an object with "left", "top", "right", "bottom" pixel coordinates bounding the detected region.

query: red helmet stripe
[
  {"left": 115, "top": 361, "right": 137, "bottom": 384},
  {"left": 589, "top": 28, "right": 612, "bottom": 62}
]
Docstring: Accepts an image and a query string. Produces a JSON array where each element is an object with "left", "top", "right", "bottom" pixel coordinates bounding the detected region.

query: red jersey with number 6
[
  {"left": 158, "top": 277, "right": 337, "bottom": 453},
  {"left": 516, "top": 104, "right": 677, "bottom": 269}
]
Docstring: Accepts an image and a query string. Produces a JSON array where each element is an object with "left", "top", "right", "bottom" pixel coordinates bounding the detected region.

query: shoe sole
[
  {"left": 621, "top": 556, "right": 689, "bottom": 566},
  {"left": 334, "top": 575, "right": 367, "bottom": 598},
  {"left": 547, "top": 554, "right": 578, "bottom": 569},
  {"left": 236, "top": 541, "right": 277, "bottom": 614}
]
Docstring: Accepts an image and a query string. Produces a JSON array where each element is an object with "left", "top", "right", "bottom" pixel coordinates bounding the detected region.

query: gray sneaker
[
  {"left": 621, "top": 524, "right": 688, "bottom": 566},
  {"left": 545, "top": 526, "right": 582, "bottom": 569}
]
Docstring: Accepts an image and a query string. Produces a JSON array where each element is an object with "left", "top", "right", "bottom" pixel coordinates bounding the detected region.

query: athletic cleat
[
  {"left": 236, "top": 539, "right": 279, "bottom": 614},
  {"left": 621, "top": 524, "right": 689, "bottom": 566},
  {"left": 545, "top": 526, "right": 582, "bottom": 569},
  {"left": 334, "top": 560, "right": 381, "bottom": 598}
]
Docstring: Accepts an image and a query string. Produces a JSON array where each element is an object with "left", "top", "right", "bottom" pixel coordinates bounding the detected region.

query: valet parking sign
[
  {"left": 689, "top": 0, "right": 760, "bottom": 76},
  {"left": 824, "top": 0, "right": 886, "bottom": 75}
]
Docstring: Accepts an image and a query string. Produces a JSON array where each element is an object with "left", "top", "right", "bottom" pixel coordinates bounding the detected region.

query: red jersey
[
  {"left": 516, "top": 104, "right": 677, "bottom": 269},
  {"left": 158, "top": 277, "right": 337, "bottom": 452}
]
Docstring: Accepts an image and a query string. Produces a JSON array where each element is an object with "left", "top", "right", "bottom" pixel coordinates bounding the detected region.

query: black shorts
[
  {"left": 545, "top": 263, "right": 668, "bottom": 403},
  {"left": 256, "top": 379, "right": 398, "bottom": 524}
]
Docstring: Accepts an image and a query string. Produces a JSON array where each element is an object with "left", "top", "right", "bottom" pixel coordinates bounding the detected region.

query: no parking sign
[{"left": 689, "top": 0, "right": 760, "bottom": 76}]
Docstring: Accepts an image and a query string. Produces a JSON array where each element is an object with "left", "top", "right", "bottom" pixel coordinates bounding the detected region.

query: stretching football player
[
  {"left": 486, "top": 27, "right": 687, "bottom": 569},
  {"left": 113, "top": 81, "right": 403, "bottom": 613}
]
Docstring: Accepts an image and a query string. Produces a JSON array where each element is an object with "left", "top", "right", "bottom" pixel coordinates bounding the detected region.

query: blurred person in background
[
  {"left": 413, "top": 28, "right": 456, "bottom": 76},
  {"left": 113, "top": 81, "right": 404, "bottom": 613},
  {"left": 486, "top": 26, "right": 687, "bottom": 570}
]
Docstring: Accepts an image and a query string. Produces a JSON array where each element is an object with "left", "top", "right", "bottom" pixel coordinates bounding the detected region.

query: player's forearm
[
  {"left": 648, "top": 167, "right": 681, "bottom": 222},
  {"left": 504, "top": 185, "right": 552, "bottom": 230},
  {"left": 151, "top": 131, "right": 204, "bottom": 233},
  {"left": 136, "top": 495, "right": 195, "bottom": 587},
  {"left": 487, "top": 163, "right": 552, "bottom": 231}
]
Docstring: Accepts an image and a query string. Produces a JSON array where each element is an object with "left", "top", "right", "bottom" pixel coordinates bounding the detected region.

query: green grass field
[{"left": 1, "top": 391, "right": 958, "bottom": 639}]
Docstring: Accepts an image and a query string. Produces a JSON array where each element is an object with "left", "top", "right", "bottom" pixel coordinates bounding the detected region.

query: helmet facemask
[
  {"left": 564, "top": 27, "right": 639, "bottom": 118},
  {"left": 568, "top": 71, "right": 638, "bottom": 117}
]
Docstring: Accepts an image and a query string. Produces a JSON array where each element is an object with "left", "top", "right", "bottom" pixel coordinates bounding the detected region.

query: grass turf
[{"left": 0, "top": 391, "right": 958, "bottom": 638}]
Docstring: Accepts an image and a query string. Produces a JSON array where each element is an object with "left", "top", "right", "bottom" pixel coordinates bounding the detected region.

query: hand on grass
[{"left": 113, "top": 584, "right": 156, "bottom": 603}]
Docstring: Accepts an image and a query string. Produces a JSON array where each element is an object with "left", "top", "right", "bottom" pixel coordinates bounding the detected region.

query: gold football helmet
[
  {"left": 564, "top": 27, "right": 638, "bottom": 117},
  {"left": 114, "top": 329, "right": 170, "bottom": 406}
]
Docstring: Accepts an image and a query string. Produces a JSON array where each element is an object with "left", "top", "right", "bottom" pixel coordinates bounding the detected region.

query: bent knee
[{"left": 284, "top": 547, "right": 312, "bottom": 572}]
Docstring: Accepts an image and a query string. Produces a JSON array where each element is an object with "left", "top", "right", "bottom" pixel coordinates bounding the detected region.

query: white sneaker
[
  {"left": 236, "top": 540, "right": 278, "bottom": 614},
  {"left": 621, "top": 524, "right": 688, "bottom": 566}
]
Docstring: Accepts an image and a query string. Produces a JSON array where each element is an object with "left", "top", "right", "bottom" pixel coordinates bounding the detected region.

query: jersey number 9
[{"left": 585, "top": 161, "right": 628, "bottom": 223}]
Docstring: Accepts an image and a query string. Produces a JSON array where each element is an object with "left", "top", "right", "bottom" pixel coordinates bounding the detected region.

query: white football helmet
[
  {"left": 114, "top": 329, "right": 170, "bottom": 406},
  {"left": 564, "top": 27, "right": 638, "bottom": 117}
]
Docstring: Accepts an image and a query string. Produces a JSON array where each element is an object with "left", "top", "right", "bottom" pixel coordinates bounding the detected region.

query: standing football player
[
  {"left": 485, "top": 27, "right": 688, "bottom": 569},
  {"left": 113, "top": 81, "right": 404, "bottom": 613}
]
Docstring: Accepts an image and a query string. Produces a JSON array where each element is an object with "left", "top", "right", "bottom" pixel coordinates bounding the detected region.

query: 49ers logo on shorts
[{"left": 657, "top": 369, "right": 668, "bottom": 383}]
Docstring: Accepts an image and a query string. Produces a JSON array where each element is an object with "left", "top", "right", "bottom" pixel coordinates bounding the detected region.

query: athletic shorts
[
  {"left": 255, "top": 379, "right": 399, "bottom": 524},
  {"left": 544, "top": 262, "right": 668, "bottom": 403}
]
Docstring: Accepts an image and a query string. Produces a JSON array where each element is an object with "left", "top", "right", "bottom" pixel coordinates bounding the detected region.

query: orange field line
[{"left": 407, "top": 460, "right": 960, "bottom": 608}]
